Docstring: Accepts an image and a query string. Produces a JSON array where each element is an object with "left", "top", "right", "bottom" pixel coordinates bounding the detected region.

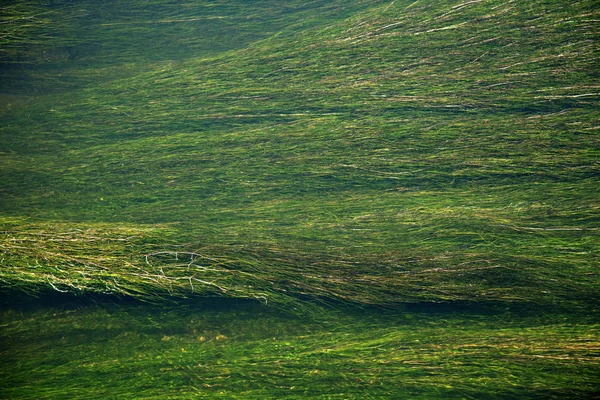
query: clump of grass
[
  {"left": 0, "top": 218, "right": 166, "bottom": 297},
  {"left": 0, "top": 218, "right": 292, "bottom": 306},
  {"left": 2, "top": 216, "right": 598, "bottom": 313}
]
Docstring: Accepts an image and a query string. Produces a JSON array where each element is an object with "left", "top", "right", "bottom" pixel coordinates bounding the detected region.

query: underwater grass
[
  {"left": 1, "top": 299, "right": 599, "bottom": 399},
  {"left": 0, "top": 0, "right": 599, "bottom": 397},
  {"left": 1, "top": 0, "right": 599, "bottom": 310},
  {"left": 1, "top": 213, "right": 598, "bottom": 311}
]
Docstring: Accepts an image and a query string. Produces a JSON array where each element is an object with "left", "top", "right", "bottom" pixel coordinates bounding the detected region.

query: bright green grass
[
  {"left": 1, "top": 297, "right": 598, "bottom": 399},
  {"left": 0, "top": 0, "right": 599, "bottom": 397}
]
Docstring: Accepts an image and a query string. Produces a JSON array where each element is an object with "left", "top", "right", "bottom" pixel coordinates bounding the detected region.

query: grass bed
[
  {"left": 1, "top": 299, "right": 599, "bottom": 399},
  {"left": 0, "top": 0, "right": 598, "bottom": 397}
]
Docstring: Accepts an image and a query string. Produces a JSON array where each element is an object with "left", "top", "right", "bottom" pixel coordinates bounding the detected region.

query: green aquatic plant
[
  {"left": 0, "top": 298, "right": 598, "bottom": 399},
  {"left": 0, "top": 0, "right": 598, "bottom": 396}
]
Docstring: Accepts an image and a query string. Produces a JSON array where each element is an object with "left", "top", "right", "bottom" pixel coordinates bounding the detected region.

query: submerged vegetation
[
  {"left": 1, "top": 298, "right": 599, "bottom": 399},
  {"left": 0, "top": 0, "right": 599, "bottom": 397}
]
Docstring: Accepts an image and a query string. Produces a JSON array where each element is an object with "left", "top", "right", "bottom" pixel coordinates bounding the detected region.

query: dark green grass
[
  {"left": 0, "top": 0, "right": 390, "bottom": 94},
  {"left": 0, "top": 0, "right": 599, "bottom": 397},
  {"left": 1, "top": 0, "right": 598, "bottom": 307},
  {"left": 1, "top": 0, "right": 599, "bottom": 308}
]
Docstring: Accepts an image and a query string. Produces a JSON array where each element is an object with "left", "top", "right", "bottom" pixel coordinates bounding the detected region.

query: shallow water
[{"left": 1, "top": 0, "right": 599, "bottom": 398}]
